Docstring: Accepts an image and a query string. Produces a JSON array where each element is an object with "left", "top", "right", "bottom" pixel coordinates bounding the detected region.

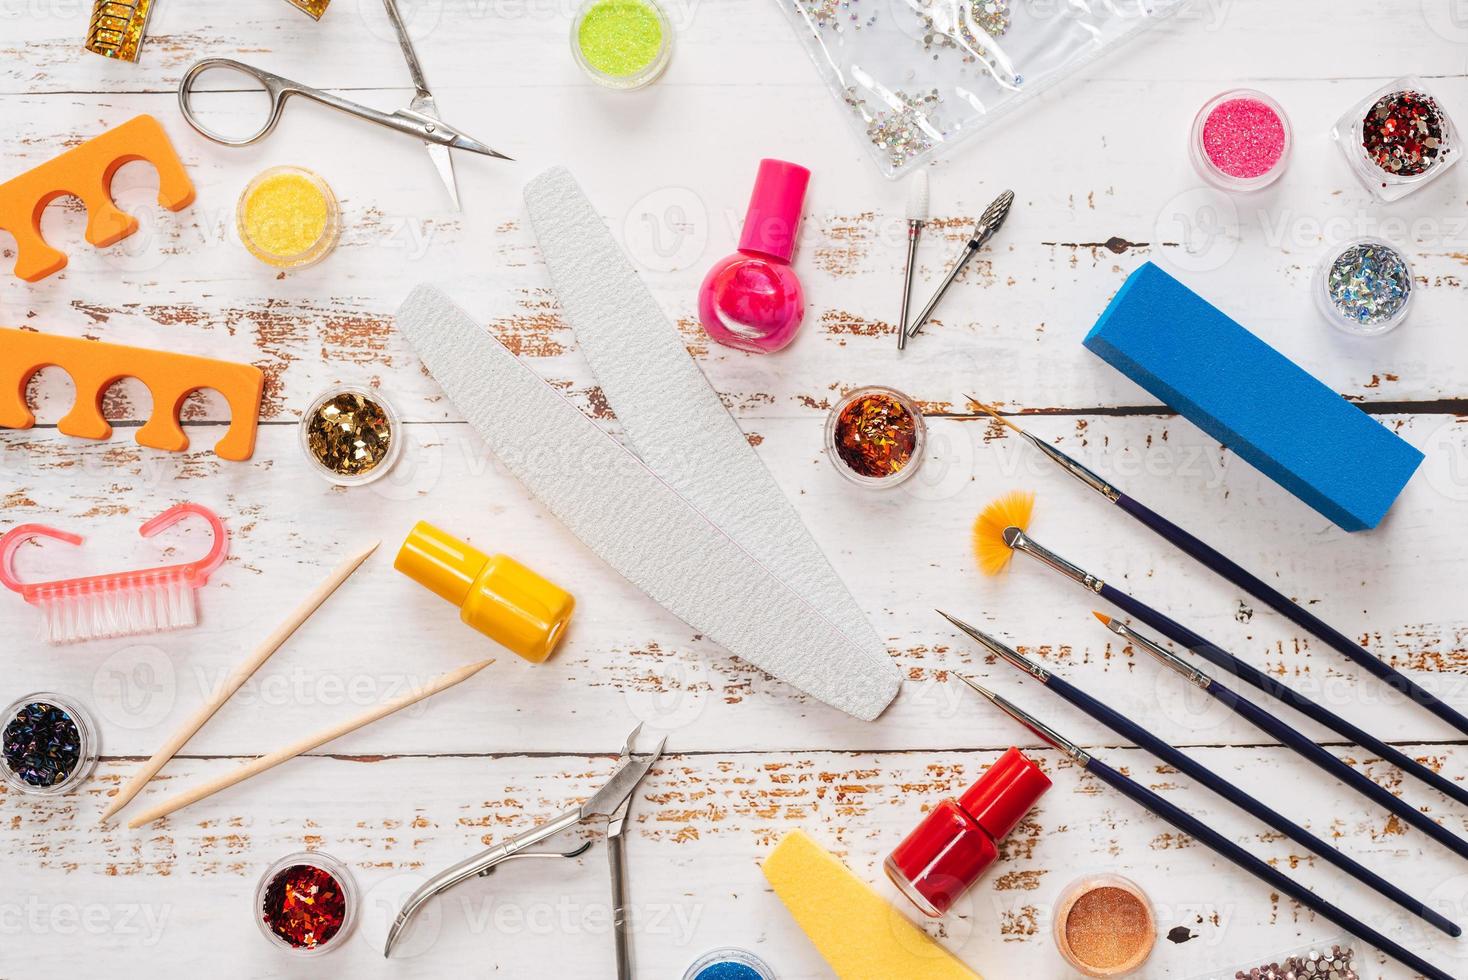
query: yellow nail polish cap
[{"left": 394, "top": 521, "right": 574, "bottom": 663}]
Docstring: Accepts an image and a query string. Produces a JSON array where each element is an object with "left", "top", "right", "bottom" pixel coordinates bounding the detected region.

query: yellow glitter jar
[
  {"left": 236, "top": 166, "right": 340, "bottom": 269},
  {"left": 571, "top": 0, "right": 672, "bottom": 90}
]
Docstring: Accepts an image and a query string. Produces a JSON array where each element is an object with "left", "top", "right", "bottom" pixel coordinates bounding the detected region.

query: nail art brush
[
  {"left": 973, "top": 491, "right": 1468, "bottom": 811},
  {"left": 1093, "top": 611, "right": 1468, "bottom": 862},
  {"left": 128, "top": 657, "right": 494, "bottom": 828},
  {"left": 961, "top": 679, "right": 1454, "bottom": 980},
  {"left": 101, "top": 539, "right": 380, "bottom": 822},
  {"left": 895, "top": 169, "right": 928, "bottom": 352},
  {"left": 966, "top": 396, "right": 1468, "bottom": 740},
  {"left": 937, "top": 611, "right": 1460, "bottom": 936},
  {"left": 903, "top": 189, "right": 1013, "bottom": 343}
]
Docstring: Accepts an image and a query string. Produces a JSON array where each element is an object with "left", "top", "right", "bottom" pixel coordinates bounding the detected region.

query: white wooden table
[{"left": 4, "top": 1, "right": 1468, "bottom": 977}]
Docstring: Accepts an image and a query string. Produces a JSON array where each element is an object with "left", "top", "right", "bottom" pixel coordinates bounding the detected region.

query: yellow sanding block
[{"left": 762, "top": 830, "right": 982, "bottom": 980}]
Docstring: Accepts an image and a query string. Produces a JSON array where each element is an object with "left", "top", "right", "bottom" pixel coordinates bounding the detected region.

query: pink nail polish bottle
[{"left": 698, "top": 159, "right": 810, "bottom": 354}]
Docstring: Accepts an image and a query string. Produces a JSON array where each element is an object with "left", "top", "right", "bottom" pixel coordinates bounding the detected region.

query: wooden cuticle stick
[{"left": 101, "top": 539, "right": 380, "bottom": 822}]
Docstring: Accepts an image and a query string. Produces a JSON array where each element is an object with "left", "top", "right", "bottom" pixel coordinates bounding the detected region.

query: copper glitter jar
[
  {"left": 1052, "top": 874, "right": 1157, "bottom": 978},
  {"left": 299, "top": 384, "right": 401, "bottom": 486},
  {"left": 255, "top": 851, "right": 357, "bottom": 955},
  {"left": 824, "top": 386, "right": 926, "bottom": 488}
]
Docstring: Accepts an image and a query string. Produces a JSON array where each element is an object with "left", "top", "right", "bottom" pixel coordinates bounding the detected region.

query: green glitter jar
[{"left": 572, "top": 0, "right": 671, "bottom": 90}]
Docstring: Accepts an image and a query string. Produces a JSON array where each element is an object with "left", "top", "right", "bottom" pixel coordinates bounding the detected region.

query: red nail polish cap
[{"left": 884, "top": 747, "right": 1051, "bottom": 918}]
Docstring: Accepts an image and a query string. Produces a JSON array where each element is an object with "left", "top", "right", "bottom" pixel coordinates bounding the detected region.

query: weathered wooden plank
[
  {"left": 1, "top": 747, "right": 1463, "bottom": 978},
  {"left": 4, "top": 415, "right": 1466, "bottom": 758}
]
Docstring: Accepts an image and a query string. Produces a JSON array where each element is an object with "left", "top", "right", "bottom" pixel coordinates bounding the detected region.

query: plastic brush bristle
[
  {"left": 35, "top": 576, "right": 199, "bottom": 644},
  {"left": 972, "top": 490, "right": 1035, "bottom": 575}
]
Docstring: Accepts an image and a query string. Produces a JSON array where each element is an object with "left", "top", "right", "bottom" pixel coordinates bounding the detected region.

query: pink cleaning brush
[{"left": 0, "top": 502, "right": 227, "bottom": 644}]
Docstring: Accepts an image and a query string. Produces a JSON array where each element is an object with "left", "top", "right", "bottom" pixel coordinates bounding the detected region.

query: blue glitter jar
[
  {"left": 683, "top": 947, "right": 777, "bottom": 980},
  {"left": 1315, "top": 237, "right": 1414, "bottom": 337}
]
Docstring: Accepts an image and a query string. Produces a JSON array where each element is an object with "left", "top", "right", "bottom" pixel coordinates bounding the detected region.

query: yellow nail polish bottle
[{"left": 394, "top": 521, "right": 574, "bottom": 662}]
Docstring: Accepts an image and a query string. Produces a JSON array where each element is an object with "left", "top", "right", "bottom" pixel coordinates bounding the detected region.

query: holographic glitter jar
[
  {"left": 1333, "top": 76, "right": 1460, "bottom": 202},
  {"left": 1190, "top": 89, "right": 1291, "bottom": 191},
  {"left": 300, "top": 384, "right": 402, "bottom": 486},
  {"left": 1, "top": 692, "right": 98, "bottom": 796},
  {"left": 572, "top": 0, "right": 672, "bottom": 90},
  {"left": 682, "top": 947, "right": 777, "bottom": 980},
  {"left": 255, "top": 851, "right": 357, "bottom": 955},
  {"left": 824, "top": 386, "right": 926, "bottom": 488},
  {"left": 1315, "top": 238, "right": 1414, "bottom": 337},
  {"left": 237, "top": 166, "right": 341, "bottom": 269}
]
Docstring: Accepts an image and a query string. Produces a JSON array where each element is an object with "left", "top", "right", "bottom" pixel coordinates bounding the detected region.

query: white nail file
[
  {"left": 522, "top": 166, "right": 888, "bottom": 661},
  {"left": 396, "top": 285, "right": 901, "bottom": 720}
]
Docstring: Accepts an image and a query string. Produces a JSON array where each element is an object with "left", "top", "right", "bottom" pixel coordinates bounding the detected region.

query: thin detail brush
[
  {"left": 1093, "top": 610, "right": 1468, "bottom": 860},
  {"left": 971, "top": 491, "right": 1468, "bottom": 811},
  {"left": 896, "top": 169, "right": 928, "bottom": 351},
  {"left": 940, "top": 611, "right": 1459, "bottom": 935},
  {"left": 965, "top": 394, "right": 1468, "bottom": 740},
  {"left": 961, "top": 679, "right": 1453, "bottom": 980}
]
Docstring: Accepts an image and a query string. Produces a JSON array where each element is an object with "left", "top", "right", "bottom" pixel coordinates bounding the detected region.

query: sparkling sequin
[
  {"left": 2, "top": 701, "right": 81, "bottom": 788},
  {"left": 305, "top": 390, "right": 394, "bottom": 477},
  {"left": 261, "top": 864, "right": 347, "bottom": 950},
  {"left": 1235, "top": 944, "right": 1358, "bottom": 980},
  {"left": 844, "top": 87, "right": 941, "bottom": 169},
  {"left": 1326, "top": 242, "right": 1411, "bottom": 326},
  {"left": 833, "top": 391, "right": 919, "bottom": 478},
  {"left": 1361, "top": 89, "right": 1448, "bottom": 177},
  {"left": 1201, "top": 97, "right": 1286, "bottom": 179}
]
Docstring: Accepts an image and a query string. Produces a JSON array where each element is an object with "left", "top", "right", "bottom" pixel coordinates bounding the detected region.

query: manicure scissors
[
  {"left": 177, "top": 0, "right": 508, "bottom": 211},
  {"left": 383, "top": 724, "right": 667, "bottom": 959}
]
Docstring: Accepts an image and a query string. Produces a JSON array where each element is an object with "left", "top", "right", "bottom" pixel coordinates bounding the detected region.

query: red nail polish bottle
[{"left": 884, "top": 747, "right": 1051, "bottom": 917}]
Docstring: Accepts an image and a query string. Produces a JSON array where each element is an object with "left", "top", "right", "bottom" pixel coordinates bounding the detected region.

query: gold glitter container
[
  {"left": 823, "top": 386, "right": 926, "bottom": 489},
  {"left": 300, "top": 384, "right": 401, "bottom": 486},
  {"left": 85, "top": 0, "right": 155, "bottom": 62},
  {"left": 236, "top": 166, "right": 341, "bottom": 270},
  {"left": 283, "top": 0, "right": 332, "bottom": 19}
]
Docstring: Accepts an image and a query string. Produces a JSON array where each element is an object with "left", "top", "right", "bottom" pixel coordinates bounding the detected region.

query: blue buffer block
[{"left": 1084, "top": 262, "right": 1423, "bottom": 531}]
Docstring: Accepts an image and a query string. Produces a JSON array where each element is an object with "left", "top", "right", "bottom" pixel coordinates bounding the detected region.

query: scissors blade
[
  {"left": 409, "top": 94, "right": 460, "bottom": 211},
  {"left": 583, "top": 727, "right": 666, "bottom": 821}
]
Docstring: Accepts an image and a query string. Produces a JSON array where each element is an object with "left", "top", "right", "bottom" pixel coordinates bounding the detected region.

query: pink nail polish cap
[{"left": 737, "top": 159, "right": 811, "bottom": 263}]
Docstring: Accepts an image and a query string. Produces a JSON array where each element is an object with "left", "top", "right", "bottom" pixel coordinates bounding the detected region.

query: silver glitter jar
[{"left": 1314, "top": 238, "right": 1414, "bottom": 337}]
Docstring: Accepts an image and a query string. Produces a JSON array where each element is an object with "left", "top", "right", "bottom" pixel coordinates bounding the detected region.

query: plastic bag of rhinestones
[
  {"left": 1184, "top": 939, "right": 1360, "bottom": 980},
  {"left": 777, "top": 0, "right": 1193, "bottom": 178}
]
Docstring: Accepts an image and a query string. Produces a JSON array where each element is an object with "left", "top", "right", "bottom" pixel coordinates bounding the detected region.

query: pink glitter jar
[{"left": 1190, "top": 89, "right": 1291, "bottom": 190}]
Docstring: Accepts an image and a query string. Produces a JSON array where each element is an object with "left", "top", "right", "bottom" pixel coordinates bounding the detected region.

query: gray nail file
[
  {"left": 522, "top": 166, "right": 888, "bottom": 663},
  {"left": 396, "top": 284, "right": 902, "bottom": 721}
]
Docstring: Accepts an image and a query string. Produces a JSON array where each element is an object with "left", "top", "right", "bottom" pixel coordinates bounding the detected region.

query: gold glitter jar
[
  {"left": 300, "top": 384, "right": 401, "bottom": 486},
  {"left": 236, "top": 166, "right": 340, "bottom": 270}
]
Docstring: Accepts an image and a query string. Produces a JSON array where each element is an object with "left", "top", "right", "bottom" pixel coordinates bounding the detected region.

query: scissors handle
[{"left": 178, "top": 57, "right": 440, "bottom": 148}]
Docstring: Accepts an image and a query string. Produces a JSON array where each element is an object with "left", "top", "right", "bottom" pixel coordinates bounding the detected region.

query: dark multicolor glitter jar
[
  {"left": 299, "top": 384, "right": 401, "bottom": 487},
  {"left": 824, "top": 386, "right": 926, "bottom": 488},
  {"left": 1, "top": 692, "right": 98, "bottom": 796},
  {"left": 255, "top": 851, "right": 357, "bottom": 955},
  {"left": 1333, "top": 76, "right": 1460, "bottom": 202},
  {"left": 1315, "top": 238, "right": 1414, "bottom": 337}
]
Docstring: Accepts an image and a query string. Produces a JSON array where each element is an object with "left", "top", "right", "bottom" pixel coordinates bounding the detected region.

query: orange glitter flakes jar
[
  {"left": 824, "top": 386, "right": 926, "bottom": 488},
  {"left": 1052, "top": 873, "right": 1157, "bottom": 978}
]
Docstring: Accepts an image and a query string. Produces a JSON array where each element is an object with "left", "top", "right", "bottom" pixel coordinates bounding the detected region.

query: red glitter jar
[
  {"left": 255, "top": 851, "right": 357, "bottom": 955},
  {"left": 1333, "top": 76, "right": 1460, "bottom": 202},
  {"left": 884, "top": 747, "right": 1051, "bottom": 917},
  {"left": 1190, "top": 89, "right": 1291, "bottom": 191},
  {"left": 824, "top": 386, "right": 926, "bottom": 488}
]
